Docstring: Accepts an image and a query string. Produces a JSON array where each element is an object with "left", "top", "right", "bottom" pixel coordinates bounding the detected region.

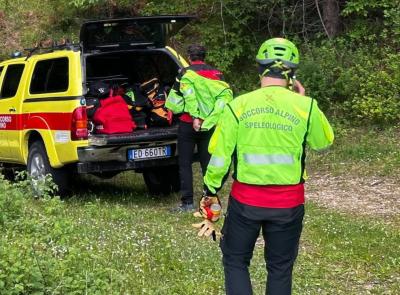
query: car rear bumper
[
  {"left": 77, "top": 136, "right": 178, "bottom": 173},
  {"left": 88, "top": 125, "right": 178, "bottom": 146},
  {"left": 76, "top": 156, "right": 178, "bottom": 173}
]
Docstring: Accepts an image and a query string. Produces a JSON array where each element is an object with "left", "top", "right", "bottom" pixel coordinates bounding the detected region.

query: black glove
[{"left": 203, "top": 185, "right": 216, "bottom": 197}]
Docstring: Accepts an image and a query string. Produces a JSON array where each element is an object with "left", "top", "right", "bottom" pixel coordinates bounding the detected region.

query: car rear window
[
  {"left": 83, "top": 21, "right": 163, "bottom": 49},
  {"left": 0, "top": 64, "right": 25, "bottom": 99},
  {"left": 30, "top": 57, "right": 69, "bottom": 94}
]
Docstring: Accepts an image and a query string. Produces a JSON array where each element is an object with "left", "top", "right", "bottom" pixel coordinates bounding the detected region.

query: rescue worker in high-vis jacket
[
  {"left": 202, "top": 38, "right": 334, "bottom": 295},
  {"left": 166, "top": 44, "right": 233, "bottom": 212}
]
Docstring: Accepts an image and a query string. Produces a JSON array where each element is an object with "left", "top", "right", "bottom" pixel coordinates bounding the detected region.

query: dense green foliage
[
  {"left": 299, "top": 42, "right": 400, "bottom": 123},
  {"left": 0, "top": 0, "right": 399, "bottom": 124}
]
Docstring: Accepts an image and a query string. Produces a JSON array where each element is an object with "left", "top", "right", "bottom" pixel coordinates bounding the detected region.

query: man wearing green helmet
[{"left": 202, "top": 38, "right": 334, "bottom": 294}]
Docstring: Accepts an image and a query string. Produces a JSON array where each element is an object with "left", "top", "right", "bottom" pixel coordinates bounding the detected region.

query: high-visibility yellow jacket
[
  {"left": 204, "top": 85, "right": 334, "bottom": 193},
  {"left": 165, "top": 63, "right": 233, "bottom": 130}
]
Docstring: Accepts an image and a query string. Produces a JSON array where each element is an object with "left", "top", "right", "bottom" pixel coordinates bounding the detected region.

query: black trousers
[
  {"left": 177, "top": 121, "right": 214, "bottom": 204},
  {"left": 221, "top": 197, "right": 304, "bottom": 295}
]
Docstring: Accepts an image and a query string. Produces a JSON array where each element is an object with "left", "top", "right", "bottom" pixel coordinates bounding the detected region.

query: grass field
[
  {"left": 307, "top": 124, "right": 400, "bottom": 176},
  {"left": 0, "top": 126, "right": 399, "bottom": 294}
]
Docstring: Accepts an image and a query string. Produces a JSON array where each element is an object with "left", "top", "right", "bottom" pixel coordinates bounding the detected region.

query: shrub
[
  {"left": 0, "top": 177, "right": 24, "bottom": 228},
  {"left": 345, "top": 53, "right": 400, "bottom": 124},
  {"left": 298, "top": 41, "right": 400, "bottom": 125}
]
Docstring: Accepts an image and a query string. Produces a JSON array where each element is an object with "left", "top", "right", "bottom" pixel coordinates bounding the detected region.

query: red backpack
[{"left": 93, "top": 94, "right": 136, "bottom": 134}]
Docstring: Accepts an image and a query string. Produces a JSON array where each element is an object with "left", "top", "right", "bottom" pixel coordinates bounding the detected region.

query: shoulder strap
[{"left": 299, "top": 98, "right": 314, "bottom": 182}]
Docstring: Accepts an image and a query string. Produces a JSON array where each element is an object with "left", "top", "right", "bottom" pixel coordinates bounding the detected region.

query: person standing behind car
[
  {"left": 166, "top": 44, "right": 233, "bottom": 212},
  {"left": 202, "top": 38, "right": 334, "bottom": 295}
]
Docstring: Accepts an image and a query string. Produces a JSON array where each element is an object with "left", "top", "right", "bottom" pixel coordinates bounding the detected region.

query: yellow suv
[{"left": 0, "top": 16, "right": 193, "bottom": 195}]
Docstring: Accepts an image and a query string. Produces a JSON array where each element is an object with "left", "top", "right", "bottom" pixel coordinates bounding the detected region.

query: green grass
[
  {"left": 293, "top": 203, "right": 399, "bottom": 294},
  {"left": 307, "top": 125, "right": 400, "bottom": 177},
  {"left": 1, "top": 125, "right": 399, "bottom": 294},
  {"left": 1, "top": 171, "right": 399, "bottom": 294}
]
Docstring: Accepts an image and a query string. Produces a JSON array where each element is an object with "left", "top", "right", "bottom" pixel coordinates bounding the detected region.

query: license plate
[{"left": 128, "top": 146, "right": 171, "bottom": 160}]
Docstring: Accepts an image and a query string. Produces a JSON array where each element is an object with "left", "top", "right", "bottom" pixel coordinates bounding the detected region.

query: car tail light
[{"left": 71, "top": 106, "right": 88, "bottom": 140}]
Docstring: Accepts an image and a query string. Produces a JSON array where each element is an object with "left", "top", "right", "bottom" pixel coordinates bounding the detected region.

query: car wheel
[
  {"left": 167, "top": 165, "right": 180, "bottom": 193},
  {"left": 91, "top": 171, "right": 121, "bottom": 179},
  {"left": 0, "top": 167, "right": 16, "bottom": 181},
  {"left": 143, "top": 165, "right": 180, "bottom": 195},
  {"left": 27, "top": 141, "right": 70, "bottom": 197},
  {"left": 143, "top": 168, "right": 170, "bottom": 195}
]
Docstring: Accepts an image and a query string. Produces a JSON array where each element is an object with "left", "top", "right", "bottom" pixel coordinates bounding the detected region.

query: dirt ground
[{"left": 306, "top": 173, "right": 400, "bottom": 224}]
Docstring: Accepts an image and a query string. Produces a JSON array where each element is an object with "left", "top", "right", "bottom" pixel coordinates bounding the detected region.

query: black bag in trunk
[{"left": 122, "top": 83, "right": 152, "bottom": 111}]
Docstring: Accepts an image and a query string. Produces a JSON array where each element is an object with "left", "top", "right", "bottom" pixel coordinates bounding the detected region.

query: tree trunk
[{"left": 322, "top": 0, "right": 340, "bottom": 37}]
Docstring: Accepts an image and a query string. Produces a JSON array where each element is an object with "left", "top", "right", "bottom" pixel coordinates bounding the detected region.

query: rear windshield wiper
[
  {"left": 129, "top": 42, "right": 154, "bottom": 46},
  {"left": 95, "top": 44, "right": 120, "bottom": 48}
]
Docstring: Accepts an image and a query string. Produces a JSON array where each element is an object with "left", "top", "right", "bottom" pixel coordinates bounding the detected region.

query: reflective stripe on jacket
[{"left": 204, "top": 85, "right": 334, "bottom": 193}]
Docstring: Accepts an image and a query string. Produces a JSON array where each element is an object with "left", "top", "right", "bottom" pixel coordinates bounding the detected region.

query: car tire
[
  {"left": 27, "top": 141, "right": 70, "bottom": 197},
  {"left": 91, "top": 171, "right": 121, "bottom": 179},
  {"left": 142, "top": 165, "right": 180, "bottom": 195},
  {"left": 0, "top": 167, "right": 16, "bottom": 181},
  {"left": 167, "top": 165, "right": 180, "bottom": 193}
]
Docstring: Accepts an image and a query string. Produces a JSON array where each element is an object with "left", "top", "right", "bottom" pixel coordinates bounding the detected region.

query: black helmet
[{"left": 89, "top": 81, "right": 110, "bottom": 99}]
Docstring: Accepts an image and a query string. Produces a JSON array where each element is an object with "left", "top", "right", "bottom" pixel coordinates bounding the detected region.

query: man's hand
[
  {"left": 193, "top": 118, "right": 203, "bottom": 132},
  {"left": 192, "top": 219, "right": 221, "bottom": 241},
  {"left": 293, "top": 79, "right": 305, "bottom": 96},
  {"left": 198, "top": 193, "right": 222, "bottom": 222}
]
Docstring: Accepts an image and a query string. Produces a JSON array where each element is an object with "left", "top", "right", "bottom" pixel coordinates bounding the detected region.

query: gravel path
[{"left": 306, "top": 173, "right": 400, "bottom": 223}]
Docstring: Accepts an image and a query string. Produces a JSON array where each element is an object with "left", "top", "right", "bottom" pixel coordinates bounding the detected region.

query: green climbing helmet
[{"left": 256, "top": 38, "right": 299, "bottom": 69}]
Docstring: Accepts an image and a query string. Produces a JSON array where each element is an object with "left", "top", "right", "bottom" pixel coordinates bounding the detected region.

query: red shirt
[
  {"left": 179, "top": 113, "right": 193, "bottom": 123},
  {"left": 231, "top": 180, "right": 304, "bottom": 208},
  {"left": 190, "top": 61, "right": 223, "bottom": 80}
]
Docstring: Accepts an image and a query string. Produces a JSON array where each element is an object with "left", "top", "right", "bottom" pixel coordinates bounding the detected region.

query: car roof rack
[{"left": 24, "top": 42, "right": 82, "bottom": 61}]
